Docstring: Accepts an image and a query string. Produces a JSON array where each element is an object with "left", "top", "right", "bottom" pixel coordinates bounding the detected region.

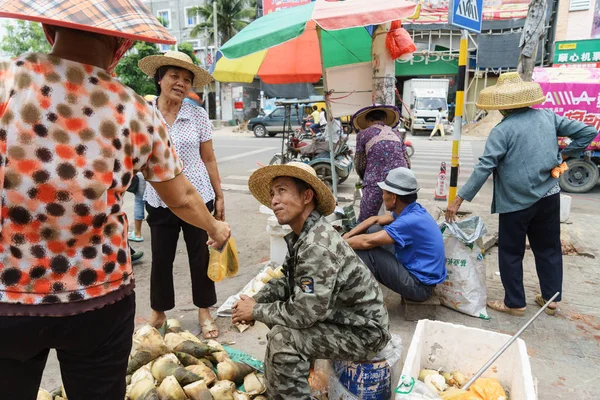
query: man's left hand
[{"left": 232, "top": 295, "right": 256, "bottom": 325}]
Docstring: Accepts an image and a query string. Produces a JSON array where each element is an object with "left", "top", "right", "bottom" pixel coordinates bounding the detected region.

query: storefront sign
[
  {"left": 553, "top": 39, "right": 600, "bottom": 66},
  {"left": 263, "top": 0, "right": 312, "bottom": 15}
]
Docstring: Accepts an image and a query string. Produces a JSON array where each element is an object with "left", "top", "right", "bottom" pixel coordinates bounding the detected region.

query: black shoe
[{"left": 131, "top": 251, "right": 144, "bottom": 264}]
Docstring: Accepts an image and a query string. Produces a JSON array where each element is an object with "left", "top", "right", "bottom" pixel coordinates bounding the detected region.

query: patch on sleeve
[{"left": 300, "top": 277, "right": 314, "bottom": 293}]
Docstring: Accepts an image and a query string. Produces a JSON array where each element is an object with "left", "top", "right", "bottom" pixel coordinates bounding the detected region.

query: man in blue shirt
[{"left": 345, "top": 167, "right": 446, "bottom": 301}]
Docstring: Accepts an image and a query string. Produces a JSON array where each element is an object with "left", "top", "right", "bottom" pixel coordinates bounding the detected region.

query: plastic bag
[
  {"left": 386, "top": 20, "right": 417, "bottom": 60},
  {"left": 395, "top": 375, "right": 440, "bottom": 399},
  {"left": 313, "top": 334, "right": 403, "bottom": 399},
  {"left": 207, "top": 238, "right": 239, "bottom": 282},
  {"left": 436, "top": 217, "right": 490, "bottom": 319}
]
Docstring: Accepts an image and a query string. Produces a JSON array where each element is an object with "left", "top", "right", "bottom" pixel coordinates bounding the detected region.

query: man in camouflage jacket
[{"left": 233, "top": 162, "right": 390, "bottom": 399}]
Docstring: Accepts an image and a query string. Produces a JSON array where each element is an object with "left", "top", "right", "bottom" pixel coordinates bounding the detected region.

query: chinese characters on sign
[{"left": 553, "top": 40, "right": 600, "bottom": 68}]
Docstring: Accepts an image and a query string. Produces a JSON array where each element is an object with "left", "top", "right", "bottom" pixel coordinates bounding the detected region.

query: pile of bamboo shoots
[{"left": 37, "top": 319, "right": 267, "bottom": 400}]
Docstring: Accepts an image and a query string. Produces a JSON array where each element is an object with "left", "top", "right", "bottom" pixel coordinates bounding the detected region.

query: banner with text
[{"left": 263, "top": 0, "right": 312, "bottom": 15}]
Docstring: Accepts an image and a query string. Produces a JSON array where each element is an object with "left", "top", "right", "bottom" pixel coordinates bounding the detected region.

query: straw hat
[
  {"left": 0, "top": 0, "right": 175, "bottom": 72},
  {"left": 476, "top": 72, "right": 546, "bottom": 110},
  {"left": 377, "top": 167, "right": 420, "bottom": 196},
  {"left": 248, "top": 162, "right": 336, "bottom": 216},
  {"left": 139, "top": 51, "right": 214, "bottom": 88},
  {"left": 351, "top": 105, "right": 401, "bottom": 131}
]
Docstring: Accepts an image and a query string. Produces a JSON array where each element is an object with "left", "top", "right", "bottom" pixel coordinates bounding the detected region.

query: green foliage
[
  {"left": 189, "top": 0, "right": 256, "bottom": 45},
  {"left": 0, "top": 20, "right": 51, "bottom": 57},
  {"left": 177, "top": 42, "right": 199, "bottom": 64},
  {"left": 114, "top": 42, "right": 159, "bottom": 96}
]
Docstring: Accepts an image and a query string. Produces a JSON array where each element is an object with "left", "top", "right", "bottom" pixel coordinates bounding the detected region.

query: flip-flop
[
  {"left": 128, "top": 232, "right": 144, "bottom": 242},
  {"left": 487, "top": 300, "right": 526, "bottom": 316},
  {"left": 200, "top": 318, "right": 219, "bottom": 339},
  {"left": 535, "top": 294, "right": 557, "bottom": 316}
]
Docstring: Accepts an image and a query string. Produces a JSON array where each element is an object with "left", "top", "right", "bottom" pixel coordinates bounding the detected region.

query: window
[
  {"left": 159, "top": 43, "right": 172, "bottom": 53},
  {"left": 187, "top": 40, "right": 201, "bottom": 50},
  {"left": 269, "top": 108, "right": 283, "bottom": 118},
  {"left": 185, "top": 7, "right": 199, "bottom": 27},
  {"left": 569, "top": 0, "right": 590, "bottom": 11},
  {"left": 157, "top": 10, "right": 171, "bottom": 29}
]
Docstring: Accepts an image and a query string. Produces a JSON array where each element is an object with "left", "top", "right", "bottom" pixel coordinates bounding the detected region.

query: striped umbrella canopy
[{"left": 211, "top": 0, "right": 420, "bottom": 84}]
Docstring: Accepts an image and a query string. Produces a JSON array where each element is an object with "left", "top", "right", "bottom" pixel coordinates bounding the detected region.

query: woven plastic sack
[
  {"left": 436, "top": 217, "right": 490, "bottom": 319},
  {"left": 386, "top": 21, "right": 416, "bottom": 60},
  {"left": 207, "top": 238, "right": 239, "bottom": 282}
]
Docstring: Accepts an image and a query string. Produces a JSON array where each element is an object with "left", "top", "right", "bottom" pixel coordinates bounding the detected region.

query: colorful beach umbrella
[{"left": 211, "top": 0, "right": 420, "bottom": 84}]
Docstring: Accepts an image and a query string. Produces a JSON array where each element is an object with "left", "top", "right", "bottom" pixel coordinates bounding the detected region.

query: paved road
[{"left": 214, "top": 130, "right": 599, "bottom": 215}]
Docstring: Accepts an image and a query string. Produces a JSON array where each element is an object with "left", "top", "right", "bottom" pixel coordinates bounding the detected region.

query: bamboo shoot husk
[
  {"left": 254, "top": 396, "right": 268, "bottom": 400},
  {"left": 183, "top": 381, "right": 213, "bottom": 400},
  {"left": 166, "top": 319, "right": 183, "bottom": 333},
  {"left": 139, "top": 389, "right": 160, "bottom": 400},
  {"left": 216, "top": 360, "right": 254, "bottom": 385},
  {"left": 129, "top": 378, "right": 156, "bottom": 400},
  {"left": 185, "top": 364, "right": 217, "bottom": 386},
  {"left": 179, "top": 330, "right": 203, "bottom": 344},
  {"left": 174, "top": 340, "right": 217, "bottom": 358},
  {"left": 132, "top": 325, "right": 169, "bottom": 356},
  {"left": 232, "top": 392, "right": 251, "bottom": 400},
  {"left": 209, "top": 380, "right": 236, "bottom": 400},
  {"left": 243, "top": 372, "right": 266, "bottom": 395},
  {"left": 131, "top": 365, "right": 155, "bottom": 386},
  {"left": 36, "top": 389, "right": 52, "bottom": 400},
  {"left": 164, "top": 333, "right": 187, "bottom": 351},
  {"left": 157, "top": 376, "right": 187, "bottom": 400},
  {"left": 151, "top": 357, "right": 201, "bottom": 386},
  {"left": 205, "top": 340, "right": 229, "bottom": 363},
  {"left": 174, "top": 351, "right": 203, "bottom": 366}
]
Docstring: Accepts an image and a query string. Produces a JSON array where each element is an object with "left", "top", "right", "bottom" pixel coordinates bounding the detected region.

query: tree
[
  {"left": 0, "top": 20, "right": 51, "bottom": 56},
  {"left": 189, "top": 0, "right": 256, "bottom": 45},
  {"left": 114, "top": 42, "right": 160, "bottom": 96},
  {"left": 517, "top": 0, "right": 548, "bottom": 82},
  {"left": 178, "top": 42, "right": 199, "bottom": 65}
]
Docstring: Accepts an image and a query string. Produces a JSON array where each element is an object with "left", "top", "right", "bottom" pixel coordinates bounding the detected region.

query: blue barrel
[{"left": 333, "top": 359, "right": 392, "bottom": 399}]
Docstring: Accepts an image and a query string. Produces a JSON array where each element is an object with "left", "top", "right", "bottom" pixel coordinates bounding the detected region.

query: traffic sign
[{"left": 449, "top": 0, "right": 483, "bottom": 33}]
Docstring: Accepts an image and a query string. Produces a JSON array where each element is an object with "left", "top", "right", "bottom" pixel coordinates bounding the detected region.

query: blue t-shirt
[{"left": 383, "top": 202, "right": 446, "bottom": 285}]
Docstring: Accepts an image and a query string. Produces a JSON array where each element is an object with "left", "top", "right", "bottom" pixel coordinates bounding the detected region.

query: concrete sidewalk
[{"left": 40, "top": 191, "right": 600, "bottom": 399}]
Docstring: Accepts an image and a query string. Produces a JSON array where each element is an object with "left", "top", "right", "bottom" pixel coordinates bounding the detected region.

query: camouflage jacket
[{"left": 253, "top": 211, "right": 390, "bottom": 349}]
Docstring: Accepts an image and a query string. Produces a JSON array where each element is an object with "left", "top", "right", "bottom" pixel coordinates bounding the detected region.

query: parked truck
[{"left": 400, "top": 79, "right": 450, "bottom": 135}]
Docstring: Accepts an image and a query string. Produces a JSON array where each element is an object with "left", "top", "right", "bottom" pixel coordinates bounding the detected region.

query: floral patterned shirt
[{"left": 0, "top": 53, "right": 182, "bottom": 310}]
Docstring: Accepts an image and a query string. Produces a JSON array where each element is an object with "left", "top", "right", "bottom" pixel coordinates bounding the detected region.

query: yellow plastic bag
[
  {"left": 441, "top": 378, "right": 506, "bottom": 400},
  {"left": 207, "top": 238, "right": 239, "bottom": 282}
]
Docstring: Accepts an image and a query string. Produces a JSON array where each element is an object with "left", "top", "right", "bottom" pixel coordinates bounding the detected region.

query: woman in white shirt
[{"left": 139, "top": 51, "right": 224, "bottom": 338}]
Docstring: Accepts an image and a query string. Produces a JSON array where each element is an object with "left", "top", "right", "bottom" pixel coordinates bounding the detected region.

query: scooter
[{"left": 398, "top": 127, "right": 414, "bottom": 158}]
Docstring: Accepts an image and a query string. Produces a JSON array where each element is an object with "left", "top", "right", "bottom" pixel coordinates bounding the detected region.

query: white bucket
[
  {"left": 266, "top": 216, "right": 292, "bottom": 265},
  {"left": 560, "top": 194, "right": 572, "bottom": 223}
]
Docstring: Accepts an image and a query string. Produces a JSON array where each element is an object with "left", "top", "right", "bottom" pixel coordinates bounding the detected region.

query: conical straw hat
[
  {"left": 476, "top": 72, "right": 546, "bottom": 110},
  {"left": 248, "top": 162, "right": 336, "bottom": 216},
  {"left": 139, "top": 51, "right": 214, "bottom": 88}
]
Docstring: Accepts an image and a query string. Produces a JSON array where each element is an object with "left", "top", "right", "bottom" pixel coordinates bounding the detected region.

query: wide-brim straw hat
[
  {"left": 0, "top": 0, "right": 175, "bottom": 72},
  {"left": 476, "top": 72, "right": 546, "bottom": 110},
  {"left": 351, "top": 105, "right": 401, "bottom": 131},
  {"left": 139, "top": 51, "right": 214, "bottom": 88},
  {"left": 248, "top": 162, "right": 336, "bottom": 216}
]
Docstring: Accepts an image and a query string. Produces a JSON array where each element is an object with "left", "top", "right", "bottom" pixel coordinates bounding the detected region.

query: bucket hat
[
  {"left": 476, "top": 72, "right": 546, "bottom": 110},
  {"left": 248, "top": 162, "right": 336, "bottom": 216},
  {"left": 0, "top": 0, "right": 175, "bottom": 72},
  {"left": 351, "top": 105, "right": 401, "bottom": 131},
  {"left": 139, "top": 51, "right": 214, "bottom": 88},
  {"left": 377, "top": 167, "right": 420, "bottom": 196}
]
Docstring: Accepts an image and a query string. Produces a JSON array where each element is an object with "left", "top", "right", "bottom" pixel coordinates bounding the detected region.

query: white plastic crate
[{"left": 396, "top": 320, "right": 536, "bottom": 400}]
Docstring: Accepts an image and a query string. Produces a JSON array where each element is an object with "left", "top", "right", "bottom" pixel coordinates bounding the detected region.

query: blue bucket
[{"left": 333, "top": 359, "right": 392, "bottom": 399}]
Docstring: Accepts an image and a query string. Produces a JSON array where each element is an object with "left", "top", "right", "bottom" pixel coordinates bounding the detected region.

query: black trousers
[
  {"left": 146, "top": 201, "right": 216, "bottom": 311},
  {"left": 0, "top": 293, "right": 135, "bottom": 400},
  {"left": 498, "top": 194, "right": 563, "bottom": 308}
]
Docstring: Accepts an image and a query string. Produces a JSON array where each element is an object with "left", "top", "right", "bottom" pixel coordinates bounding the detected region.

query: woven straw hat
[
  {"left": 476, "top": 72, "right": 546, "bottom": 110},
  {"left": 139, "top": 51, "right": 213, "bottom": 88},
  {"left": 248, "top": 162, "right": 336, "bottom": 216},
  {"left": 351, "top": 105, "right": 401, "bottom": 131}
]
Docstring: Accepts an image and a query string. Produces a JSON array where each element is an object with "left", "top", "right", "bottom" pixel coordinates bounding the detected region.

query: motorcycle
[
  {"left": 269, "top": 128, "right": 354, "bottom": 187},
  {"left": 398, "top": 127, "right": 414, "bottom": 158}
]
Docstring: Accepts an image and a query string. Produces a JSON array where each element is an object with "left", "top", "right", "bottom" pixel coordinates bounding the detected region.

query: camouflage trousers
[{"left": 264, "top": 323, "right": 378, "bottom": 400}]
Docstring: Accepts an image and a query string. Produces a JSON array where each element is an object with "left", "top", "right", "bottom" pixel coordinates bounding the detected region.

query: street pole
[
  {"left": 213, "top": 0, "right": 221, "bottom": 122},
  {"left": 204, "top": 26, "right": 210, "bottom": 116},
  {"left": 371, "top": 22, "right": 396, "bottom": 105},
  {"left": 448, "top": 30, "right": 468, "bottom": 205}
]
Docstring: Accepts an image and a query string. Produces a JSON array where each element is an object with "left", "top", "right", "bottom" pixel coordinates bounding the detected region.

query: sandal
[
  {"left": 535, "top": 294, "right": 557, "bottom": 316},
  {"left": 128, "top": 232, "right": 144, "bottom": 242},
  {"left": 200, "top": 318, "right": 219, "bottom": 339},
  {"left": 487, "top": 300, "right": 526, "bottom": 316}
]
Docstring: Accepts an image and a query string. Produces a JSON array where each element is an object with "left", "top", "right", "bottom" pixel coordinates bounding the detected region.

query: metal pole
[
  {"left": 462, "top": 292, "right": 560, "bottom": 391},
  {"left": 204, "top": 26, "right": 210, "bottom": 115},
  {"left": 213, "top": 0, "right": 221, "bottom": 122},
  {"left": 448, "top": 30, "right": 468, "bottom": 205}
]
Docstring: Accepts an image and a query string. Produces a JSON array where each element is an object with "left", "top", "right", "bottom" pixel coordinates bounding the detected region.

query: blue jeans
[{"left": 134, "top": 173, "right": 146, "bottom": 221}]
